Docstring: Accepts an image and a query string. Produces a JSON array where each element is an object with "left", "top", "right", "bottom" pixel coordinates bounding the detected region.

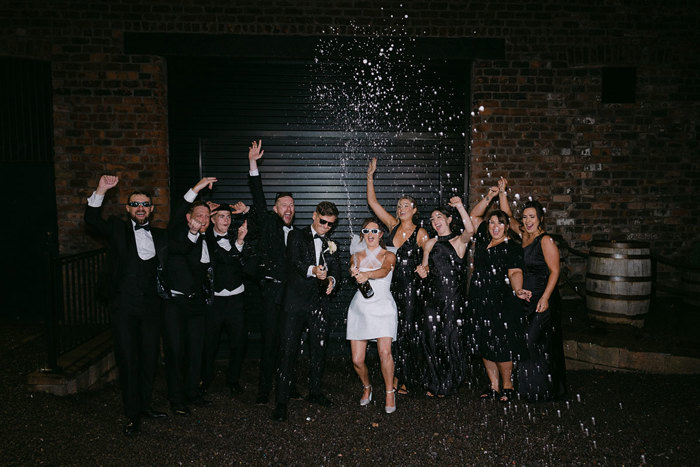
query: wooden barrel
[
  {"left": 681, "top": 268, "right": 700, "bottom": 307},
  {"left": 585, "top": 241, "right": 652, "bottom": 327}
]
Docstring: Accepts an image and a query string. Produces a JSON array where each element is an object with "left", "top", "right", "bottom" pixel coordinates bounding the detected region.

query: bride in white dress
[{"left": 347, "top": 218, "right": 398, "bottom": 413}]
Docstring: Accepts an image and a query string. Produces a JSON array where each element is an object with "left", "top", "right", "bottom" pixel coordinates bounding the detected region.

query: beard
[{"left": 129, "top": 211, "right": 151, "bottom": 226}]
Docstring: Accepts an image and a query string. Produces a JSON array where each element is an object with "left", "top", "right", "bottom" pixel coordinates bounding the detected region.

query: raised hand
[
  {"left": 448, "top": 196, "right": 464, "bottom": 209},
  {"left": 206, "top": 201, "right": 221, "bottom": 212},
  {"left": 249, "top": 140, "right": 264, "bottom": 162},
  {"left": 187, "top": 216, "right": 203, "bottom": 235},
  {"left": 96, "top": 175, "right": 119, "bottom": 195},
  {"left": 236, "top": 220, "right": 248, "bottom": 243},
  {"left": 498, "top": 176, "right": 508, "bottom": 193},
  {"left": 193, "top": 177, "right": 217, "bottom": 194},
  {"left": 486, "top": 185, "right": 500, "bottom": 201},
  {"left": 367, "top": 157, "right": 377, "bottom": 178},
  {"left": 231, "top": 201, "right": 249, "bottom": 215}
]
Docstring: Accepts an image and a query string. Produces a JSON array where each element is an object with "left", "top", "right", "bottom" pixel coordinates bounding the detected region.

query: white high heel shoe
[
  {"left": 360, "top": 385, "right": 372, "bottom": 406},
  {"left": 385, "top": 389, "right": 396, "bottom": 414}
]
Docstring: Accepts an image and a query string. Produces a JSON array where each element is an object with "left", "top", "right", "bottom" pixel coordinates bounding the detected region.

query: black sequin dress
[
  {"left": 467, "top": 222, "right": 527, "bottom": 362},
  {"left": 420, "top": 235, "right": 468, "bottom": 395},
  {"left": 385, "top": 225, "right": 424, "bottom": 389}
]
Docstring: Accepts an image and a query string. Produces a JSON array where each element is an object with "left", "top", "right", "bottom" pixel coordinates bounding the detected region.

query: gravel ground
[{"left": 2, "top": 325, "right": 699, "bottom": 466}]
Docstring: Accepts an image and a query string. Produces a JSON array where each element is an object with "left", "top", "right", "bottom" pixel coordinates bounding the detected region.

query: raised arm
[
  {"left": 366, "top": 158, "right": 399, "bottom": 231},
  {"left": 470, "top": 185, "right": 499, "bottom": 230},
  {"left": 448, "top": 196, "right": 474, "bottom": 245},
  {"left": 247, "top": 139, "right": 268, "bottom": 212},
  {"left": 84, "top": 175, "right": 120, "bottom": 236},
  {"left": 497, "top": 177, "right": 519, "bottom": 233}
]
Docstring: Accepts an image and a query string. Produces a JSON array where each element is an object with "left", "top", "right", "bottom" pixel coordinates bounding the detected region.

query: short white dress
[{"left": 346, "top": 248, "right": 398, "bottom": 341}]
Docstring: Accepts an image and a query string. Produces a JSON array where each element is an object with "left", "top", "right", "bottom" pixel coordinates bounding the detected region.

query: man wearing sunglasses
[
  {"left": 273, "top": 201, "right": 340, "bottom": 422},
  {"left": 84, "top": 175, "right": 168, "bottom": 436}
]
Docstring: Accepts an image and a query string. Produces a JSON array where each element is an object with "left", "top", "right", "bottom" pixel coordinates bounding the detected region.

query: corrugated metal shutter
[{"left": 168, "top": 55, "right": 469, "bottom": 336}]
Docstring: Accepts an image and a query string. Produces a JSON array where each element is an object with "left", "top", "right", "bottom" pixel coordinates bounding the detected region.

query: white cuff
[
  {"left": 87, "top": 191, "right": 104, "bottom": 207},
  {"left": 184, "top": 189, "right": 197, "bottom": 203},
  {"left": 249, "top": 169, "right": 259, "bottom": 176},
  {"left": 187, "top": 231, "right": 199, "bottom": 243},
  {"left": 235, "top": 241, "right": 243, "bottom": 252},
  {"left": 307, "top": 265, "right": 315, "bottom": 278}
]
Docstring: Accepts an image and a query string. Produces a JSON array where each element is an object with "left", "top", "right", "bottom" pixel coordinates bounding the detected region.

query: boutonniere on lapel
[{"left": 326, "top": 240, "right": 337, "bottom": 255}]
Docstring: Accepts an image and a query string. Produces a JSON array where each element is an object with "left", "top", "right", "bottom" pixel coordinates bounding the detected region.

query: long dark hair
[
  {"left": 521, "top": 200, "right": 546, "bottom": 232},
  {"left": 486, "top": 209, "right": 520, "bottom": 242},
  {"left": 428, "top": 206, "right": 458, "bottom": 237}
]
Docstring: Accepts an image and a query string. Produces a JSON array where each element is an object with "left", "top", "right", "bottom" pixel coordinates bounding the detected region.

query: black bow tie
[
  {"left": 134, "top": 223, "right": 150, "bottom": 231},
  {"left": 215, "top": 234, "right": 230, "bottom": 241},
  {"left": 313, "top": 234, "right": 325, "bottom": 240}
]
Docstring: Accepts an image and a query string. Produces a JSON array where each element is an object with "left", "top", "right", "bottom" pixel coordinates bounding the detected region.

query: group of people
[
  {"left": 348, "top": 165, "right": 567, "bottom": 408},
  {"left": 84, "top": 140, "right": 566, "bottom": 436}
]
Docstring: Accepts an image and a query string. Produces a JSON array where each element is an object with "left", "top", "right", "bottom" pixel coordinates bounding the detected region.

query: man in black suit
[
  {"left": 163, "top": 177, "right": 217, "bottom": 416},
  {"left": 247, "top": 140, "right": 301, "bottom": 405},
  {"left": 273, "top": 201, "right": 341, "bottom": 421},
  {"left": 201, "top": 203, "right": 255, "bottom": 396},
  {"left": 84, "top": 175, "right": 168, "bottom": 436}
]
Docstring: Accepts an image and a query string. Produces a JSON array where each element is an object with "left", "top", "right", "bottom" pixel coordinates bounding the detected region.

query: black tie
[
  {"left": 314, "top": 234, "right": 327, "bottom": 266},
  {"left": 134, "top": 223, "right": 150, "bottom": 232},
  {"left": 215, "top": 234, "right": 229, "bottom": 241}
]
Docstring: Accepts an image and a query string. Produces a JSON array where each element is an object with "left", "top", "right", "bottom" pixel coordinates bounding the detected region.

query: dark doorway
[{"left": 0, "top": 57, "right": 59, "bottom": 321}]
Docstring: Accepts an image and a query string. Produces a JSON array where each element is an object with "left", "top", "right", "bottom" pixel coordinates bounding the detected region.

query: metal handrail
[{"left": 47, "top": 248, "right": 109, "bottom": 371}]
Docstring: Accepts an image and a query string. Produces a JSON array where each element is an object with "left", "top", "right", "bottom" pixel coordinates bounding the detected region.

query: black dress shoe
[
  {"left": 289, "top": 386, "right": 303, "bottom": 400},
  {"left": 255, "top": 393, "right": 269, "bottom": 405},
  {"left": 141, "top": 408, "right": 168, "bottom": 419},
  {"left": 272, "top": 403, "right": 288, "bottom": 421},
  {"left": 171, "top": 404, "right": 191, "bottom": 416},
  {"left": 307, "top": 393, "right": 332, "bottom": 407},
  {"left": 124, "top": 418, "right": 141, "bottom": 436},
  {"left": 229, "top": 383, "right": 243, "bottom": 395},
  {"left": 188, "top": 396, "right": 213, "bottom": 407}
]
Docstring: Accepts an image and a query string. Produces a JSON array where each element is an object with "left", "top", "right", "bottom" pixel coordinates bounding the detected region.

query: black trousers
[
  {"left": 163, "top": 296, "right": 206, "bottom": 405},
  {"left": 202, "top": 294, "right": 247, "bottom": 390},
  {"left": 275, "top": 301, "right": 329, "bottom": 404},
  {"left": 257, "top": 279, "right": 284, "bottom": 396},
  {"left": 111, "top": 295, "right": 162, "bottom": 420}
]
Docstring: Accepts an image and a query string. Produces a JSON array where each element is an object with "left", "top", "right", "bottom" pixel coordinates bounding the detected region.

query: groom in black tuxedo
[
  {"left": 273, "top": 201, "right": 340, "bottom": 421},
  {"left": 84, "top": 175, "right": 168, "bottom": 436}
]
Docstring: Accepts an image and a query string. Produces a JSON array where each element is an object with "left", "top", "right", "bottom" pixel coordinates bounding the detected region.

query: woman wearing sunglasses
[
  {"left": 415, "top": 197, "right": 474, "bottom": 397},
  {"left": 347, "top": 218, "right": 399, "bottom": 413},
  {"left": 366, "top": 157, "right": 428, "bottom": 395}
]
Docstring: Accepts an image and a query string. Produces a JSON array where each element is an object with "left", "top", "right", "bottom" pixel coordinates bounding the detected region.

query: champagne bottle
[{"left": 358, "top": 279, "right": 374, "bottom": 299}]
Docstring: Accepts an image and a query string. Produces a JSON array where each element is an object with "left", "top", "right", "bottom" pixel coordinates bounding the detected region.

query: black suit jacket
[
  {"left": 248, "top": 174, "right": 291, "bottom": 282},
  {"left": 283, "top": 226, "right": 340, "bottom": 312},
  {"left": 84, "top": 204, "right": 167, "bottom": 301},
  {"left": 165, "top": 199, "right": 213, "bottom": 298}
]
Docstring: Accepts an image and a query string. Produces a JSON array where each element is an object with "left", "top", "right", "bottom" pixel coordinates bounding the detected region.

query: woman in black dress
[
  {"left": 469, "top": 184, "right": 530, "bottom": 403},
  {"left": 506, "top": 200, "right": 567, "bottom": 401},
  {"left": 367, "top": 157, "right": 428, "bottom": 394},
  {"left": 416, "top": 197, "right": 474, "bottom": 396}
]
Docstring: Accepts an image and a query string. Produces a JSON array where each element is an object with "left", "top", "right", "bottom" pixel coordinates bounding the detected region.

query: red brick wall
[{"left": 2, "top": 1, "right": 698, "bottom": 285}]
